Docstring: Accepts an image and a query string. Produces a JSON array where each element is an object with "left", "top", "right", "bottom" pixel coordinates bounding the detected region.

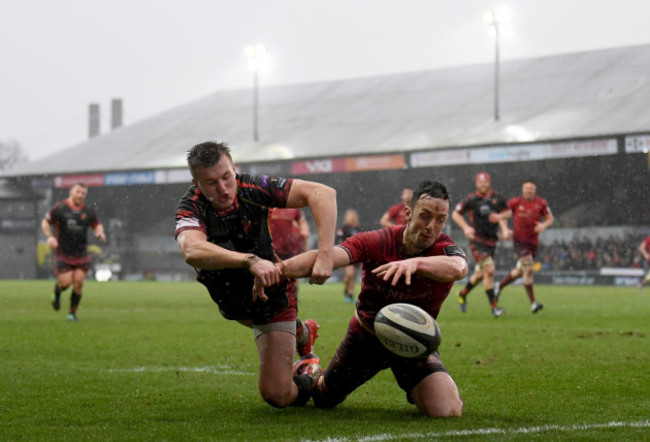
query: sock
[
  {"left": 486, "top": 289, "right": 496, "bottom": 308},
  {"left": 291, "top": 375, "right": 312, "bottom": 407},
  {"left": 524, "top": 284, "right": 535, "bottom": 303},
  {"left": 54, "top": 284, "right": 62, "bottom": 297},
  {"left": 296, "top": 319, "right": 308, "bottom": 350},
  {"left": 499, "top": 272, "right": 517, "bottom": 291},
  {"left": 70, "top": 292, "right": 82, "bottom": 314},
  {"left": 460, "top": 282, "right": 475, "bottom": 297}
]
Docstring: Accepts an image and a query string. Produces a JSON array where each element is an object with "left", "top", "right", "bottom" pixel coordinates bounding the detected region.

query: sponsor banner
[
  {"left": 54, "top": 174, "right": 104, "bottom": 188},
  {"left": 410, "top": 139, "right": 618, "bottom": 168},
  {"left": 614, "top": 276, "right": 642, "bottom": 287},
  {"left": 0, "top": 219, "right": 36, "bottom": 232},
  {"left": 105, "top": 171, "right": 156, "bottom": 186},
  {"left": 411, "top": 149, "right": 470, "bottom": 168},
  {"left": 291, "top": 155, "right": 405, "bottom": 175},
  {"left": 291, "top": 159, "right": 347, "bottom": 175},
  {"left": 345, "top": 154, "right": 405, "bottom": 171},
  {"left": 154, "top": 169, "right": 192, "bottom": 184},
  {"left": 624, "top": 135, "right": 650, "bottom": 153}
]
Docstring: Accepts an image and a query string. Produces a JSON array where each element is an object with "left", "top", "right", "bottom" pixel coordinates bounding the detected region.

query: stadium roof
[{"left": 5, "top": 43, "right": 650, "bottom": 177}]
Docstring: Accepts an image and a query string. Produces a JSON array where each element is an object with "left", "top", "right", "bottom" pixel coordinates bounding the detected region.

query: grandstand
[{"left": 1, "top": 44, "right": 649, "bottom": 281}]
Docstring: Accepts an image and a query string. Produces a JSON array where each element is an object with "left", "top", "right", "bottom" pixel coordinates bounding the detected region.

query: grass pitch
[{"left": 1, "top": 280, "right": 648, "bottom": 441}]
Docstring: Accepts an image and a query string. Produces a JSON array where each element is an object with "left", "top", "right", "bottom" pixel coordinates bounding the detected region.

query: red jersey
[
  {"left": 268, "top": 208, "right": 304, "bottom": 259},
  {"left": 339, "top": 225, "right": 463, "bottom": 333},
  {"left": 643, "top": 237, "right": 650, "bottom": 254},
  {"left": 507, "top": 195, "right": 551, "bottom": 245},
  {"left": 386, "top": 203, "right": 409, "bottom": 225}
]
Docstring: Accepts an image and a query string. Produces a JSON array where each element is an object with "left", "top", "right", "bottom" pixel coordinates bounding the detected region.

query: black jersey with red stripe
[
  {"left": 339, "top": 225, "right": 461, "bottom": 332},
  {"left": 454, "top": 190, "right": 508, "bottom": 245},
  {"left": 45, "top": 199, "right": 99, "bottom": 259},
  {"left": 174, "top": 174, "right": 293, "bottom": 321}
]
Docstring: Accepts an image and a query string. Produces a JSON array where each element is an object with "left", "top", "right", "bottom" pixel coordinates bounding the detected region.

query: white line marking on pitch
[
  {"left": 304, "top": 420, "right": 650, "bottom": 441},
  {"left": 106, "top": 366, "right": 253, "bottom": 375}
]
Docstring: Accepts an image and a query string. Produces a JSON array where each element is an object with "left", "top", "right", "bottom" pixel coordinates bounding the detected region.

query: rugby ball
[{"left": 374, "top": 303, "right": 441, "bottom": 358}]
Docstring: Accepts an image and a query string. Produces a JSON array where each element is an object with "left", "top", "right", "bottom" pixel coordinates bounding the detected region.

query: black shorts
[
  {"left": 469, "top": 240, "right": 496, "bottom": 262},
  {"left": 314, "top": 318, "right": 448, "bottom": 408}
]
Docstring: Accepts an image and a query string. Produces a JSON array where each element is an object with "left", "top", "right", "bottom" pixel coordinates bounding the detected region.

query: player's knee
[
  {"left": 420, "top": 396, "right": 463, "bottom": 418},
  {"left": 259, "top": 383, "right": 294, "bottom": 408}
]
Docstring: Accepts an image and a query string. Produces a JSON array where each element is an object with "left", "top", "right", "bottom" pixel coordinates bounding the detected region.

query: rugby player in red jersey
[
  {"left": 452, "top": 172, "right": 511, "bottom": 317},
  {"left": 175, "top": 141, "right": 336, "bottom": 409},
  {"left": 274, "top": 181, "right": 467, "bottom": 417},
  {"left": 496, "top": 180, "right": 553, "bottom": 312},
  {"left": 268, "top": 207, "right": 310, "bottom": 260},
  {"left": 380, "top": 187, "right": 413, "bottom": 227},
  {"left": 637, "top": 236, "right": 650, "bottom": 292},
  {"left": 41, "top": 182, "right": 106, "bottom": 321}
]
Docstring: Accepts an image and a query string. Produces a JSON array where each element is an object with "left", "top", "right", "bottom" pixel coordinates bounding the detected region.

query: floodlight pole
[
  {"left": 253, "top": 69, "right": 259, "bottom": 142},
  {"left": 494, "top": 24, "right": 500, "bottom": 122}
]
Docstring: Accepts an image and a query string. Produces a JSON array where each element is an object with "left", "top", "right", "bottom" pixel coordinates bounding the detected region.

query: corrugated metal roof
[{"left": 5, "top": 43, "right": 650, "bottom": 177}]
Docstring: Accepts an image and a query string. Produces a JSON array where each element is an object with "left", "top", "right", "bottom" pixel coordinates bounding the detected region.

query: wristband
[{"left": 243, "top": 254, "right": 260, "bottom": 269}]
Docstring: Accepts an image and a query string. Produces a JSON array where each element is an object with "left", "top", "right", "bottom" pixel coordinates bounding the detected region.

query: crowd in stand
[{"left": 494, "top": 235, "right": 646, "bottom": 272}]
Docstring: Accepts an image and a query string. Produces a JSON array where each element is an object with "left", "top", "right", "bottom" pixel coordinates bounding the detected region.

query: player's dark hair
[
  {"left": 411, "top": 180, "right": 450, "bottom": 208},
  {"left": 73, "top": 182, "right": 87, "bottom": 189},
  {"left": 186, "top": 141, "right": 233, "bottom": 178}
]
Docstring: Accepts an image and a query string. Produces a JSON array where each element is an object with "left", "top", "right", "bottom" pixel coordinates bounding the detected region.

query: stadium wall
[{"left": 5, "top": 134, "right": 650, "bottom": 281}]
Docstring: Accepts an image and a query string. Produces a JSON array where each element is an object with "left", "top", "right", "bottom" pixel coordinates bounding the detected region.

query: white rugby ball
[{"left": 374, "top": 303, "right": 441, "bottom": 358}]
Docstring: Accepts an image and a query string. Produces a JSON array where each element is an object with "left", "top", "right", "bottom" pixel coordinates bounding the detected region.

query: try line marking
[
  {"left": 304, "top": 420, "right": 650, "bottom": 441},
  {"left": 106, "top": 366, "right": 253, "bottom": 375}
]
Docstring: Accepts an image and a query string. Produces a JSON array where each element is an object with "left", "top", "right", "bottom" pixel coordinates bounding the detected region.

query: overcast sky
[{"left": 2, "top": 0, "right": 649, "bottom": 161}]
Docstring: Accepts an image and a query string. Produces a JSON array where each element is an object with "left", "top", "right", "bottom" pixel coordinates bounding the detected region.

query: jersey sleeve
[
  {"left": 338, "top": 230, "right": 373, "bottom": 264},
  {"left": 175, "top": 188, "right": 207, "bottom": 238},
  {"left": 507, "top": 197, "right": 518, "bottom": 212},
  {"left": 238, "top": 174, "right": 293, "bottom": 208},
  {"left": 454, "top": 194, "right": 470, "bottom": 214}
]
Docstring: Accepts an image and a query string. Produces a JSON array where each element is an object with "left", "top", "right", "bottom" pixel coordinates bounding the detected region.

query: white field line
[
  {"left": 304, "top": 420, "right": 650, "bottom": 442},
  {"left": 106, "top": 366, "right": 253, "bottom": 375}
]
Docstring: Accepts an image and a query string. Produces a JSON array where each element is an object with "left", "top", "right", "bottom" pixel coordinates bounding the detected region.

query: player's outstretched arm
[
  {"left": 285, "top": 180, "right": 337, "bottom": 284},
  {"left": 281, "top": 247, "right": 350, "bottom": 280},
  {"left": 373, "top": 255, "right": 468, "bottom": 286}
]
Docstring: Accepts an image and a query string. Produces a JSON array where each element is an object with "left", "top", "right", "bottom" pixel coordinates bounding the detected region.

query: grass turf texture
[{"left": 1, "top": 280, "right": 648, "bottom": 441}]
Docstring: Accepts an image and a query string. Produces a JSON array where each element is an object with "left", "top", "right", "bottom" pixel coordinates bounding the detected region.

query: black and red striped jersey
[
  {"left": 454, "top": 190, "right": 508, "bottom": 244},
  {"left": 45, "top": 199, "right": 100, "bottom": 258},
  {"left": 174, "top": 174, "right": 294, "bottom": 321}
]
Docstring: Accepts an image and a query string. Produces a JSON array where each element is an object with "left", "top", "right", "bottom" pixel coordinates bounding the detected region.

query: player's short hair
[
  {"left": 523, "top": 179, "right": 536, "bottom": 185},
  {"left": 72, "top": 182, "right": 87, "bottom": 189},
  {"left": 411, "top": 180, "right": 450, "bottom": 208},
  {"left": 186, "top": 141, "right": 233, "bottom": 178}
]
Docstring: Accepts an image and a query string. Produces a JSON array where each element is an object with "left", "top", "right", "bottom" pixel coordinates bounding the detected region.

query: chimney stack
[
  {"left": 88, "top": 103, "right": 100, "bottom": 139},
  {"left": 111, "top": 98, "right": 123, "bottom": 130}
]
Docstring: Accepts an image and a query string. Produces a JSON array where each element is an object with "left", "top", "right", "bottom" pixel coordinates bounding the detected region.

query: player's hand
[
  {"left": 502, "top": 228, "right": 512, "bottom": 241},
  {"left": 463, "top": 227, "right": 475, "bottom": 240},
  {"left": 534, "top": 223, "right": 545, "bottom": 234},
  {"left": 251, "top": 277, "right": 269, "bottom": 303},
  {"left": 249, "top": 258, "right": 282, "bottom": 290},
  {"left": 372, "top": 259, "right": 417, "bottom": 286},
  {"left": 96, "top": 231, "right": 107, "bottom": 242},
  {"left": 309, "top": 252, "right": 333, "bottom": 285},
  {"left": 46, "top": 236, "right": 58, "bottom": 249},
  {"left": 488, "top": 213, "right": 500, "bottom": 224}
]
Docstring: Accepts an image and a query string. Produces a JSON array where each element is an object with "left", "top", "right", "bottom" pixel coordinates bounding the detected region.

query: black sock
[
  {"left": 54, "top": 284, "right": 62, "bottom": 298},
  {"left": 461, "top": 281, "right": 474, "bottom": 297},
  {"left": 291, "top": 375, "right": 312, "bottom": 407},
  {"left": 70, "top": 292, "right": 82, "bottom": 314},
  {"left": 486, "top": 289, "right": 495, "bottom": 306}
]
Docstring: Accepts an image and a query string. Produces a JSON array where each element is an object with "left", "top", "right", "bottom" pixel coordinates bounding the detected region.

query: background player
[
  {"left": 496, "top": 179, "right": 553, "bottom": 313},
  {"left": 637, "top": 236, "right": 650, "bottom": 292},
  {"left": 268, "top": 207, "right": 310, "bottom": 259},
  {"left": 336, "top": 208, "right": 362, "bottom": 303},
  {"left": 379, "top": 187, "right": 413, "bottom": 227},
  {"left": 41, "top": 182, "right": 106, "bottom": 321},
  {"left": 175, "top": 141, "right": 336, "bottom": 409},
  {"left": 274, "top": 180, "right": 467, "bottom": 417},
  {"left": 452, "top": 172, "right": 510, "bottom": 317}
]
